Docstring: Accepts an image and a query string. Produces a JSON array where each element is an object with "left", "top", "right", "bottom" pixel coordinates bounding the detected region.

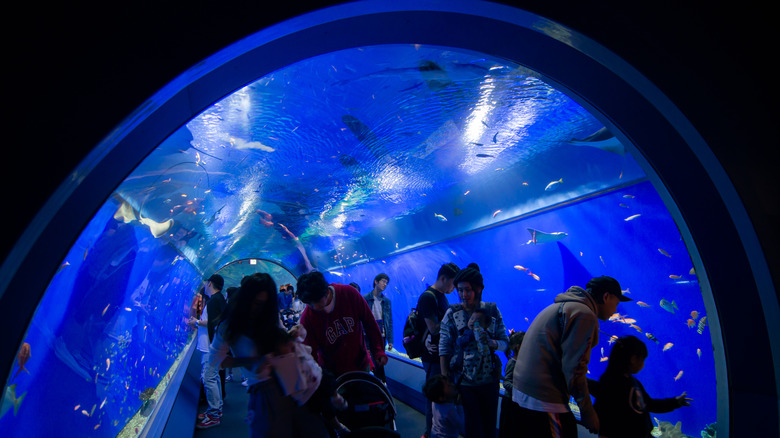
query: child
[
  {"left": 269, "top": 326, "right": 349, "bottom": 435},
  {"left": 498, "top": 330, "right": 525, "bottom": 438},
  {"left": 422, "top": 374, "right": 465, "bottom": 438},
  {"left": 594, "top": 335, "right": 692, "bottom": 438}
]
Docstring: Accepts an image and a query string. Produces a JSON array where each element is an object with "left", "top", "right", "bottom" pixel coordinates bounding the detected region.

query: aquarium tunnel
[{"left": 1, "top": 2, "right": 777, "bottom": 438}]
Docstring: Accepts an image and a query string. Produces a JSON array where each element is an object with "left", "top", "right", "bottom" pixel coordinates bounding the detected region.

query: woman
[
  {"left": 209, "top": 273, "right": 329, "bottom": 437},
  {"left": 439, "top": 267, "right": 509, "bottom": 438}
]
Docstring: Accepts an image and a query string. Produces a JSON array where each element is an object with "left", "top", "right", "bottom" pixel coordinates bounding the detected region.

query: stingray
[
  {"left": 525, "top": 228, "right": 568, "bottom": 245},
  {"left": 565, "top": 127, "right": 625, "bottom": 155}
]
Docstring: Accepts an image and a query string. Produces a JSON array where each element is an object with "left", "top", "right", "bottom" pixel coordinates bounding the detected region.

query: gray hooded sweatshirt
[{"left": 512, "top": 286, "right": 599, "bottom": 415}]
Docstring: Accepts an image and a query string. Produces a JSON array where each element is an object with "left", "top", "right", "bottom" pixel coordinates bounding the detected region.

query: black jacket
[{"left": 206, "top": 291, "right": 227, "bottom": 343}]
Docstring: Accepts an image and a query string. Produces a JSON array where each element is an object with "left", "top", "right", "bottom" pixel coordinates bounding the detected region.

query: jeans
[
  {"left": 423, "top": 360, "right": 441, "bottom": 436},
  {"left": 200, "top": 350, "right": 222, "bottom": 416}
]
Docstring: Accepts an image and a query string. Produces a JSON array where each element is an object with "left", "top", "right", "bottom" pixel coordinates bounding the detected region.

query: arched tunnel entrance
[{"left": 1, "top": 2, "right": 777, "bottom": 437}]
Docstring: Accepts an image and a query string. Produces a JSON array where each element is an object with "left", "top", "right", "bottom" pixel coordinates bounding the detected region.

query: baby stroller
[
  {"left": 280, "top": 308, "right": 300, "bottom": 330},
  {"left": 334, "top": 371, "right": 399, "bottom": 437}
]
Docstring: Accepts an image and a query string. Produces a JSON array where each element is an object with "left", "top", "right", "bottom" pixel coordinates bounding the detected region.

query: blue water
[{"left": 2, "top": 44, "right": 715, "bottom": 437}]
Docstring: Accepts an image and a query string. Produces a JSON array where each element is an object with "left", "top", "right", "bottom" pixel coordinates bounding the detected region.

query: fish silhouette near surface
[
  {"left": 565, "top": 127, "right": 626, "bottom": 155},
  {"left": 1, "top": 384, "right": 26, "bottom": 419},
  {"left": 526, "top": 228, "right": 568, "bottom": 245},
  {"left": 13, "top": 343, "right": 31, "bottom": 382}
]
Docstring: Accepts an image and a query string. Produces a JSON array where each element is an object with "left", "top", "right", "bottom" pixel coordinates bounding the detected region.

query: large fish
[
  {"left": 1, "top": 384, "right": 26, "bottom": 419},
  {"left": 565, "top": 127, "right": 626, "bottom": 156},
  {"left": 526, "top": 228, "right": 568, "bottom": 245}
]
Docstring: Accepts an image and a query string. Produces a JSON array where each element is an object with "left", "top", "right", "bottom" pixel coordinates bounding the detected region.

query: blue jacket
[{"left": 363, "top": 292, "right": 393, "bottom": 345}]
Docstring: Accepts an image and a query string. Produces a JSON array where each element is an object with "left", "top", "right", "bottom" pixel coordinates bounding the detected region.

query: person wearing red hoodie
[{"left": 297, "top": 271, "right": 388, "bottom": 378}]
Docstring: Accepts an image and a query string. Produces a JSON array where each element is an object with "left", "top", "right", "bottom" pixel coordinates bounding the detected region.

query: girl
[
  {"left": 594, "top": 335, "right": 692, "bottom": 438},
  {"left": 209, "top": 273, "right": 329, "bottom": 437}
]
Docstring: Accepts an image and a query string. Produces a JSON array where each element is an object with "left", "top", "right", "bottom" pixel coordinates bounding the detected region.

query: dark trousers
[
  {"left": 499, "top": 396, "right": 521, "bottom": 438},
  {"left": 514, "top": 404, "right": 578, "bottom": 438},
  {"left": 422, "top": 360, "right": 441, "bottom": 436},
  {"left": 459, "top": 380, "right": 499, "bottom": 438}
]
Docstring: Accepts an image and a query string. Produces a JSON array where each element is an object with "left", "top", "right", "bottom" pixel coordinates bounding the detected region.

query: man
[
  {"left": 188, "top": 274, "right": 225, "bottom": 429},
  {"left": 417, "top": 262, "right": 460, "bottom": 438},
  {"left": 363, "top": 273, "right": 393, "bottom": 382},
  {"left": 512, "top": 275, "right": 630, "bottom": 437},
  {"left": 297, "top": 271, "right": 388, "bottom": 378},
  {"left": 278, "top": 283, "right": 294, "bottom": 311}
]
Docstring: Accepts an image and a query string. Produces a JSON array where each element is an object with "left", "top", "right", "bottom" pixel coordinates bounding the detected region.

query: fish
[
  {"left": 659, "top": 298, "right": 678, "bottom": 314},
  {"left": 622, "top": 288, "right": 631, "bottom": 294},
  {"left": 514, "top": 265, "right": 528, "bottom": 272},
  {"left": 81, "top": 410, "right": 90, "bottom": 417},
  {"left": 600, "top": 256, "right": 606, "bottom": 267},
  {"left": 600, "top": 357, "right": 609, "bottom": 362},
  {"left": 476, "top": 153, "right": 493, "bottom": 158},
  {"left": 686, "top": 319, "right": 696, "bottom": 328},
  {"left": 689, "top": 267, "right": 696, "bottom": 275},
  {"left": 492, "top": 132, "right": 498, "bottom": 143},
  {"left": 471, "top": 142, "right": 484, "bottom": 146},
  {"left": 629, "top": 324, "right": 642, "bottom": 333},
  {"left": 645, "top": 333, "right": 660, "bottom": 344},
  {"left": 1, "top": 384, "right": 26, "bottom": 418},
  {"left": 697, "top": 348, "right": 702, "bottom": 359},
  {"left": 691, "top": 310, "right": 699, "bottom": 320},
  {"left": 619, "top": 203, "right": 630, "bottom": 208},
  {"left": 434, "top": 213, "right": 448, "bottom": 222},
  {"left": 101, "top": 303, "right": 111, "bottom": 316},
  {"left": 526, "top": 228, "right": 568, "bottom": 245},
  {"left": 100, "top": 398, "right": 107, "bottom": 409},
  {"left": 12, "top": 343, "right": 31, "bottom": 382},
  {"left": 623, "top": 194, "right": 635, "bottom": 199},
  {"left": 453, "top": 208, "right": 463, "bottom": 216},
  {"left": 106, "top": 358, "right": 111, "bottom": 371},
  {"left": 528, "top": 272, "right": 540, "bottom": 281},
  {"left": 669, "top": 274, "right": 682, "bottom": 279},
  {"left": 608, "top": 335, "right": 618, "bottom": 345},
  {"left": 624, "top": 214, "right": 642, "bottom": 221},
  {"left": 697, "top": 316, "right": 708, "bottom": 334},
  {"left": 492, "top": 210, "right": 502, "bottom": 218},
  {"left": 663, "top": 342, "right": 674, "bottom": 352},
  {"left": 620, "top": 318, "right": 637, "bottom": 325},
  {"left": 674, "top": 370, "right": 683, "bottom": 381},
  {"left": 544, "top": 178, "right": 563, "bottom": 191},
  {"left": 55, "top": 261, "right": 71, "bottom": 276},
  {"left": 74, "top": 405, "right": 80, "bottom": 410},
  {"left": 658, "top": 248, "right": 671, "bottom": 258},
  {"left": 481, "top": 121, "right": 490, "bottom": 128},
  {"left": 566, "top": 128, "right": 626, "bottom": 155},
  {"left": 608, "top": 313, "right": 625, "bottom": 322},
  {"left": 636, "top": 301, "right": 652, "bottom": 308}
]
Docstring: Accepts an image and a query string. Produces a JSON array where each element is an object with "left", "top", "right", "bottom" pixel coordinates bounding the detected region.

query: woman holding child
[
  {"left": 439, "top": 266, "right": 509, "bottom": 438},
  {"left": 209, "top": 273, "right": 329, "bottom": 438}
]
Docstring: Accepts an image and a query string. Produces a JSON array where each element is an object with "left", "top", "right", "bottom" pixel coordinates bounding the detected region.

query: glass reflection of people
[
  {"left": 363, "top": 273, "right": 393, "bottom": 382},
  {"left": 209, "top": 273, "right": 329, "bottom": 437}
]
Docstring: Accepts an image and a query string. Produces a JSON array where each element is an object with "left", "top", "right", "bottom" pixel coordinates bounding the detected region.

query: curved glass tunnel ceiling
[
  {"left": 118, "top": 44, "right": 642, "bottom": 274},
  {"left": 3, "top": 43, "right": 717, "bottom": 437}
]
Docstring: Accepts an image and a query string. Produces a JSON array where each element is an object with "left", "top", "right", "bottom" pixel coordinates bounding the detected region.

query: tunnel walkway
[{"left": 192, "top": 374, "right": 426, "bottom": 437}]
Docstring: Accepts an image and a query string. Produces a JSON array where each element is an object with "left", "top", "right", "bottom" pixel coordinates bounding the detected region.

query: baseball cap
[
  {"left": 586, "top": 276, "right": 631, "bottom": 302},
  {"left": 206, "top": 274, "right": 224, "bottom": 291}
]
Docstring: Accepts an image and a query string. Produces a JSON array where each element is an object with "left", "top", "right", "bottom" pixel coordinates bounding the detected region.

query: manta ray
[{"left": 526, "top": 228, "right": 568, "bottom": 245}]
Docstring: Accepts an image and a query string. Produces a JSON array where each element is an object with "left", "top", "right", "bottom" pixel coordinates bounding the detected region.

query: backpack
[{"left": 402, "top": 290, "right": 435, "bottom": 359}]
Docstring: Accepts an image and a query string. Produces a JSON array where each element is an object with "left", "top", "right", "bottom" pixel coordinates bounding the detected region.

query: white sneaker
[{"left": 241, "top": 378, "right": 249, "bottom": 387}]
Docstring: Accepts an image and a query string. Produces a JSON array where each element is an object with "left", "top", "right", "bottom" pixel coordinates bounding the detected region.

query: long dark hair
[
  {"left": 602, "top": 335, "right": 647, "bottom": 378},
  {"left": 223, "top": 272, "right": 279, "bottom": 354}
]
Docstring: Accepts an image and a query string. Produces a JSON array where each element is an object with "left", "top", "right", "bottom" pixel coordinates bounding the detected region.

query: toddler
[
  {"left": 422, "top": 374, "right": 465, "bottom": 438},
  {"left": 269, "top": 326, "right": 349, "bottom": 435}
]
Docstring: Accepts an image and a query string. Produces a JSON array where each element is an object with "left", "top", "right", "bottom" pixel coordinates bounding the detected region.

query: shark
[{"left": 526, "top": 228, "right": 568, "bottom": 245}]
